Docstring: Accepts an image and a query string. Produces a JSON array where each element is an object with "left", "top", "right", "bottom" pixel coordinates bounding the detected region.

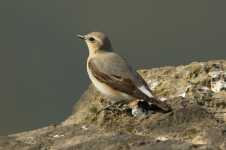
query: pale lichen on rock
[{"left": 1, "top": 60, "right": 226, "bottom": 150}]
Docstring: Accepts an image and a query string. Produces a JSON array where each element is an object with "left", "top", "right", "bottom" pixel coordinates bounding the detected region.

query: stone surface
[{"left": 1, "top": 60, "right": 226, "bottom": 150}]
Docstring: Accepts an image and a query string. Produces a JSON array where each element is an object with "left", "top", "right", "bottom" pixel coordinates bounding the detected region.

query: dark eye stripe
[{"left": 89, "top": 37, "right": 95, "bottom": 41}]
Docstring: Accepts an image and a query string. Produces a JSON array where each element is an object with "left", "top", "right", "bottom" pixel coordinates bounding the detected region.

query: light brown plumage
[{"left": 78, "top": 32, "right": 171, "bottom": 112}]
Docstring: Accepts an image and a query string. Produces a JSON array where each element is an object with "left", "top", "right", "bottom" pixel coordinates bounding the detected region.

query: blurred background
[{"left": 0, "top": 0, "right": 226, "bottom": 135}]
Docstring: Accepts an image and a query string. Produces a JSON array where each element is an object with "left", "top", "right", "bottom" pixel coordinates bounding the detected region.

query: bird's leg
[{"left": 96, "top": 100, "right": 128, "bottom": 115}]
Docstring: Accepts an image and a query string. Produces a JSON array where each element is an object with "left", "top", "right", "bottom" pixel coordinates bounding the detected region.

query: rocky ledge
[{"left": 1, "top": 60, "right": 226, "bottom": 150}]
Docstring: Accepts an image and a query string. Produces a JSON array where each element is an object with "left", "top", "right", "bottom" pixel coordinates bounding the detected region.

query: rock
[{"left": 1, "top": 60, "right": 226, "bottom": 150}]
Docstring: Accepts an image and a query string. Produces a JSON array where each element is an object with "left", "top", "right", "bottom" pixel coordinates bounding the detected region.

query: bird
[{"left": 77, "top": 32, "right": 171, "bottom": 112}]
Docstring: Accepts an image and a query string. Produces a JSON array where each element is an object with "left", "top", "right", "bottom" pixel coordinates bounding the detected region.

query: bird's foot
[{"left": 96, "top": 100, "right": 128, "bottom": 115}]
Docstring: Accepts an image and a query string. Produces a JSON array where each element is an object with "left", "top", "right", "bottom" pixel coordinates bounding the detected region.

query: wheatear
[{"left": 77, "top": 32, "right": 171, "bottom": 112}]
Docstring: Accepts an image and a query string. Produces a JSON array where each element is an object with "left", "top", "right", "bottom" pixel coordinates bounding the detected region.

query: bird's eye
[{"left": 88, "top": 37, "right": 95, "bottom": 42}]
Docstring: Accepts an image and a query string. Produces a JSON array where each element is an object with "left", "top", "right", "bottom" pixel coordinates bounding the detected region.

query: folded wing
[{"left": 88, "top": 58, "right": 171, "bottom": 112}]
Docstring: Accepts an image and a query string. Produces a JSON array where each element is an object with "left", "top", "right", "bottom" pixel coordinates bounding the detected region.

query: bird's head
[{"left": 77, "top": 32, "right": 113, "bottom": 54}]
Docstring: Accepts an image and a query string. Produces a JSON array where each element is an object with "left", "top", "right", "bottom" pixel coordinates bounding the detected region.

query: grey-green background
[{"left": 0, "top": 0, "right": 226, "bottom": 135}]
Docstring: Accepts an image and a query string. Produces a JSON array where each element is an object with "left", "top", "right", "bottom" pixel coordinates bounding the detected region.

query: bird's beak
[{"left": 77, "top": 34, "right": 86, "bottom": 40}]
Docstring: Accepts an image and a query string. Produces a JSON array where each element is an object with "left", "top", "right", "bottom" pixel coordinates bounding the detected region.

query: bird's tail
[{"left": 145, "top": 97, "right": 172, "bottom": 112}]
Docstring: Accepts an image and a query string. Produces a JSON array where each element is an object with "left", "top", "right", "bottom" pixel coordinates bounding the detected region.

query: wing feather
[
  {"left": 88, "top": 59, "right": 171, "bottom": 112},
  {"left": 88, "top": 59, "right": 148, "bottom": 100}
]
